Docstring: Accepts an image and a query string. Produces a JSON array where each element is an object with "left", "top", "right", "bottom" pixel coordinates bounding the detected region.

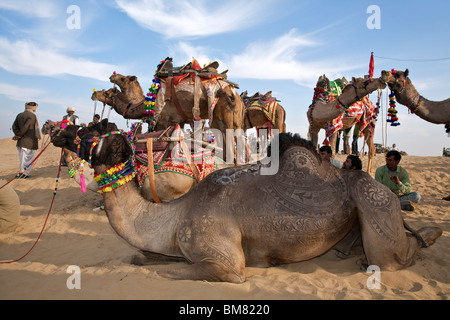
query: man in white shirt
[{"left": 319, "top": 145, "right": 342, "bottom": 168}]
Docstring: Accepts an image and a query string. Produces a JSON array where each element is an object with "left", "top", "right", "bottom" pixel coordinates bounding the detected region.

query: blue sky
[{"left": 1, "top": 0, "right": 449, "bottom": 156}]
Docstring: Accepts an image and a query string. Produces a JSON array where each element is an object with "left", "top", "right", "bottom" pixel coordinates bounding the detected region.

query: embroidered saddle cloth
[{"left": 134, "top": 124, "right": 217, "bottom": 187}]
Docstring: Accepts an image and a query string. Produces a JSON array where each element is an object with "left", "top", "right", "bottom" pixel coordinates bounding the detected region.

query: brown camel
[
  {"left": 41, "top": 120, "right": 98, "bottom": 192},
  {"left": 51, "top": 124, "right": 442, "bottom": 283},
  {"left": 327, "top": 97, "right": 379, "bottom": 173},
  {"left": 241, "top": 91, "right": 287, "bottom": 134},
  {"left": 307, "top": 76, "right": 385, "bottom": 173},
  {"left": 92, "top": 67, "right": 244, "bottom": 163},
  {"left": 49, "top": 122, "right": 217, "bottom": 202},
  {"left": 381, "top": 69, "right": 450, "bottom": 124},
  {"left": 382, "top": 69, "right": 450, "bottom": 201},
  {"left": 307, "top": 76, "right": 386, "bottom": 148}
]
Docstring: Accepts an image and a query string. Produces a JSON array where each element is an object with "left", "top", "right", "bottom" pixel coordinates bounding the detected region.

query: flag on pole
[{"left": 369, "top": 52, "right": 374, "bottom": 78}]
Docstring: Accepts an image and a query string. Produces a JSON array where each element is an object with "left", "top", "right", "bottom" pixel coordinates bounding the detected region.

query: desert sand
[{"left": 0, "top": 136, "right": 449, "bottom": 300}]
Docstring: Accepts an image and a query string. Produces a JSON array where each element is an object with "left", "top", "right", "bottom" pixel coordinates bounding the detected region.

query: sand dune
[{"left": 0, "top": 137, "right": 449, "bottom": 300}]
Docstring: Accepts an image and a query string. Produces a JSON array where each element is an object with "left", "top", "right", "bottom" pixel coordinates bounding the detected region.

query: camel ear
[
  {"left": 99, "top": 119, "right": 110, "bottom": 134},
  {"left": 129, "top": 76, "right": 137, "bottom": 82},
  {"left": 404, "top": 69, "right": 409, "bottom": 77}
]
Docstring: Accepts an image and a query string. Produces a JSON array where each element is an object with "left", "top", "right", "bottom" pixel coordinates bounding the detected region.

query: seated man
[
  {"left": 319, "top": 145, "right": 342, "bottom": 168},
  {"left": 375, "top": 150, "right": 420, "bottom": 211},
  {"left": 0, "top": 179, "right": 20, "bottom": 233},
  {"left": 342, "top": 155, "right": 362, "bottom": 170}
]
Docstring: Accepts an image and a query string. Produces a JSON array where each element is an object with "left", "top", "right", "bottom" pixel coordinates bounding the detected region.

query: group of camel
[{"left": 44, "top": 62, "right": 448, "bottom": 283}]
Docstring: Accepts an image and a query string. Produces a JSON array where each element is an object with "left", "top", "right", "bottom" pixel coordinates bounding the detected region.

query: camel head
[
  {"left": 91, "top": 89, "right": 108, "bottom": 103},
  {"left": 215, "top": 84, "right": 239, "bottom": 111},
  {"left": 345, "top": 76, "right": 386, "bottom": 98},
  {"left": 77, "top": 121, "right": 131, "bottom": 168},
  {"left": 91, "top": 88, "right": 125, "bottom": 105},
  {"left": 381, "top": 69, "right": 409, "bottom": 92},
  {"left": 51, "top": 120, "right": 120, "bottom": 163},
  {"left": 110, "top": 73, "right": 144, "bottom": 102},
  {"left": 41, "top": 120, "right": 61, "bottom": 135}
]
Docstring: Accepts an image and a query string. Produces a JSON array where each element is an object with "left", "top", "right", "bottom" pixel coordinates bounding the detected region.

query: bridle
[
  {"left": 73, "top": 129, "right": 127, "bottom": 166},
  {"left": 336, "top": 78, "right": 381, "bottom": 110},
  {"left": 387, "top": 70, "right": 423, "bottom": 114}
]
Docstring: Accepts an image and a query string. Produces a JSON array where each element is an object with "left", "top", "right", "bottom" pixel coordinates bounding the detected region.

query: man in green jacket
[
  {"left": 12, "top": 102, "right": 41, "bottom": 178},
  {"left": 375, "top": 150, "right": 420, "bottom": 211}
]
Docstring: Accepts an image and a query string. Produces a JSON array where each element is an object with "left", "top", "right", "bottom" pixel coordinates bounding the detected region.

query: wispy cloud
[
  {"left": 174, "top": 29, "right": 362, "bottom": 88},
  {"left": 0, "top": 37, "right": 119, "bottom": 81},
  {"left": 0, "top": 83, "right": 45, "bottom": 101},
  {"left": 0, "top": 0, "right": 60, "bottom": 18},
  {"left": 115, "top": 0, "right": 271, "bottom": 38}
]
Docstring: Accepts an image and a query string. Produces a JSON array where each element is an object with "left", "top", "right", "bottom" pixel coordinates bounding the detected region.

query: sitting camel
[
  {"left": 51, "top": 124, "right": 442, "bottom": 283},
  {"left": 50, "top": 121, "right": 216, "bottom": 203},
  {"left": 41, "top": 120, "right": 98, "bottom": 192}
]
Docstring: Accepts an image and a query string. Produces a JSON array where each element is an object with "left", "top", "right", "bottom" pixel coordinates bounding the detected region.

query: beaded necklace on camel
[
  {"left": 73, "top": 129, "right": 137, "bottom": 194},
  {"left": 93, "top": 160, "right": 135, "bottom": 194}
]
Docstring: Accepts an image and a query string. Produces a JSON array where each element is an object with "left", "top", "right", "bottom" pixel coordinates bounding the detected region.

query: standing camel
[
  {"left": 307, "top": 76, "right": 386, "bottom": 173},
  {"left": 93, "top": 65, "right": 244, "bottom": 163},
  {"left": 382, "top": 69, "right": 450, "bottom": 200},
  {"left": 381, "top": 69, "right": 450, "bottom": 124},
  {"left": 241, "top": 91, "right": 287, "bottom": 134}
]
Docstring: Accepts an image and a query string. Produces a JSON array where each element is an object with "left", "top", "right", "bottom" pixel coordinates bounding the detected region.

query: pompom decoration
[
  {"left": 387, "top": 91, "right": 400, "bottom": 127},
  {"left": 144, "top": 59, "right": 168, "bottom": 127},
  {"left": 79, "top": 162, "right": 86, "bottom": 193}
]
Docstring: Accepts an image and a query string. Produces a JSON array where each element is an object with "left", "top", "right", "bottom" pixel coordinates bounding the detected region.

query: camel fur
[
  {"left": 381, "top": 69, "right": 450, "bottom": 124},
  {"left": 51, "top": 123, "right": 442, "bottom": 283}
]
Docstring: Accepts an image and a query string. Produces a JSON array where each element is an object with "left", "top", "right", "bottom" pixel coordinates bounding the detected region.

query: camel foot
[
  {"left": 130, "top": 251, "right": 186, "bottom": 266},
  {"left": 416, "top": 227, "right": 443, "bottom": 247},
  {"left": 356, "top": 258, "right": 369, "bottom": 271},
  {"left": 156, "top": 263, "right": 245, "bottom": 283}
]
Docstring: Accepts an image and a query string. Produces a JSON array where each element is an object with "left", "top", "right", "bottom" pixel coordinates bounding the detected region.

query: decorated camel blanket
[
  {"left": 154, "top": 58, "right": 229, "bottom": 124},
  {"left": 248, "top": 100, "right": 277, "bottom": 125},
  {"left": 323, "top": 96, "right": 376, "bottom": 144},
  {"left": 134, "top": 125, "right": 217, "bottom": 187}
]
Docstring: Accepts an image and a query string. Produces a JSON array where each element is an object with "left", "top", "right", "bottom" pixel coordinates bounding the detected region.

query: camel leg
[
  {"left": 157, "top": 221, "right": 246, "bottom": 283},
  {"left": 328, "top": 133, "right": 338, "bottom": 155},
  {"left": 156, "top": 258, "right": 246, "bottom": 283},
  {"left": 350, "top": 175, "right": 442, "bottom": 271},
  {"left": 362, "top": 126, "right": 375, "bottom": 174},
  {"left": 307, "top": 123, "right": 320, "bottom": 150}
]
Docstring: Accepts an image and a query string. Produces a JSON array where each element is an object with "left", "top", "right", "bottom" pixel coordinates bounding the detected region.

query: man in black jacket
[{"left": 12, "top": 102, "right": 41, "bottom": 179}]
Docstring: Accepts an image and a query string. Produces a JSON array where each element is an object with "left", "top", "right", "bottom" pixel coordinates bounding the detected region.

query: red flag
[{"left": 369, "top": 52, "right": 374, "bottom": 78}]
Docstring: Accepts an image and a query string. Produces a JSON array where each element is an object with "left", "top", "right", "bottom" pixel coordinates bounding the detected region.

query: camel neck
[
  {"left": 396, "top": 79, "right": 450, "bottom": 124},
  {"left": 101, "top": 174, "right": 183, "bottom": 256}
]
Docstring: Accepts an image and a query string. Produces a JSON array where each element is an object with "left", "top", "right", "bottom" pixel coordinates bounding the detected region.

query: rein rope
[{"left": 0, "top": 149, "right": 64, "bottom": 264}]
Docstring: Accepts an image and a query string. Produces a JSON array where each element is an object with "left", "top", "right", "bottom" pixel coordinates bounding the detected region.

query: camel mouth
[{"left": 380, "top": 71, "right": 395, "bottom": 84}]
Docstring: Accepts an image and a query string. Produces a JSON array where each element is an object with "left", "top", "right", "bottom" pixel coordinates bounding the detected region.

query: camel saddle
[{"left": 134, "top": 126, "right": 175, "bottom": 153}]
